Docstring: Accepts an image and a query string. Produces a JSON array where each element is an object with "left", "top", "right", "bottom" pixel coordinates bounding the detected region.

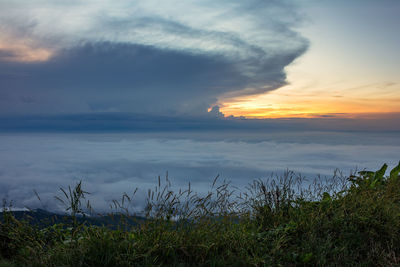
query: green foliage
[
  {"left": 390, "top": 161, "right": 400, "bottom": 180},
  {"left": 1, "top": 162, "right": 400, "bottom": 266},
  {"left": 349, "top": 162, "right": 400, "bottom": 191}
]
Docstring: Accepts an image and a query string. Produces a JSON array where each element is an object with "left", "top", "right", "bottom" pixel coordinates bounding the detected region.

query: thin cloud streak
[{"left": 1, "top": 112, "right": 400, "bottom": 132}]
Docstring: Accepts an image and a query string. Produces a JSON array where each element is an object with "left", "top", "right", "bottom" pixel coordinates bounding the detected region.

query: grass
[{"left": 1, "top": 161, "right": 400, "bottom": 266}]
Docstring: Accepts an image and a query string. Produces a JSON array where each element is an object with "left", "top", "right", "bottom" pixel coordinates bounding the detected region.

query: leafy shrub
[{"left": 1, "top": 161, "right": 400, "bottom": 266}]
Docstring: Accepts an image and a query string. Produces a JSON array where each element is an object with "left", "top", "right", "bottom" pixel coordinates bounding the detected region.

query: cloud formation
[
  {"left": 2, "top": 112, "right": 400, "bottom": 132},
  {"left": 1, "top": 133, "right": 399, "bottom": 212},
  {"left": 0, "top": 0, "right": 308, "bottom": 116}
]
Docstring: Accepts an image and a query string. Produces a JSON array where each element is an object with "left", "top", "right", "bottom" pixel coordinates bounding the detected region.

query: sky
[
  {"left": 1, "top": 0, "right": 399, "bottom": 124},
  {"left": 1, "top": 1, "right": 400, "bottom": 212},
  {"left": 220, "top": 0, "right": 400, "bottom": 118},
  {"left": 0, "top": 0, "right": 306, "bottom": 118}
]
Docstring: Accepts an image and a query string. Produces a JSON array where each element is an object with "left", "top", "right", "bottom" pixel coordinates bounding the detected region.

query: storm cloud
[{"left": 0, "top": 0, "right": 308, "bottom": 116}]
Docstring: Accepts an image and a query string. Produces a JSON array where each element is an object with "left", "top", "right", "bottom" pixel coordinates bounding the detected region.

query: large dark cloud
[
  {"left": 0, "top": 0, "right": 309, "bottom": 116},
  {"left": 0, "top": 41, "right": 306, "bottom": 115}
]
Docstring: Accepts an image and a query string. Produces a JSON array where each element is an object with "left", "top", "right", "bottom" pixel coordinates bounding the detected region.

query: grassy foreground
[{"left": 1, "top": 162, "right": 400, "bottom": 266}]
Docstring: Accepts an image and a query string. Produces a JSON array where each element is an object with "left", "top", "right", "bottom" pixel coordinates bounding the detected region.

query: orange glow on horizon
[{"left": 218, "top": 82, "right": 400, "bottom": 119}]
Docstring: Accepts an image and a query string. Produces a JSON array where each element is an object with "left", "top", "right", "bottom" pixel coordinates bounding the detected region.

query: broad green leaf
[
  {"left": 390, "top": 161, "right": 400, "bottom": 180},
  {"left": 374, "top": 164, "right": 388, "bottom": 181},
  {"left": 370, "top": 178, "right": 379, "bottom": 189}
]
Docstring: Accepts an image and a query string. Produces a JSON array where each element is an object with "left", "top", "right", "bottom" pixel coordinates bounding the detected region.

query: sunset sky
[
  {"left": 1, "top": 0, "right": 400, "bottom": 211},
  {"left": 0, "top": 0, "right": 399, "bottom": 124},
  {"left": 220, "top": 1, "right": 400, "bottom": 118}
]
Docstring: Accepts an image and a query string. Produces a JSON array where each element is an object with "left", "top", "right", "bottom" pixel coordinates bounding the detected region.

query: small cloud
[{"left": 208, "top": 106, "right": 225, "bottom": 118}]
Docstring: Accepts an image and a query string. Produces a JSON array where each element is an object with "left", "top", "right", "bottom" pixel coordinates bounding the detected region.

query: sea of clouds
[{"left": 1, "top": 131, "right": 399, "bottom": 213}]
